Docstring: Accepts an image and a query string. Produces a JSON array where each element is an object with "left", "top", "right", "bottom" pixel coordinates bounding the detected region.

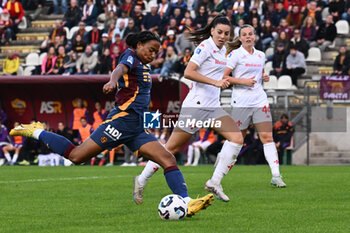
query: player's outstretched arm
[
  {"left": 103, "top": 64, "right": 129, "bottom": 94},
  {"left": 184, "top": 62, "right": 230, "bottom": 89}
]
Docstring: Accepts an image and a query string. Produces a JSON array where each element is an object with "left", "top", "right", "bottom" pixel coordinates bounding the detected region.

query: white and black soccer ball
[{"left": 158, "top": 194, "right": 188, "bottom": 220}]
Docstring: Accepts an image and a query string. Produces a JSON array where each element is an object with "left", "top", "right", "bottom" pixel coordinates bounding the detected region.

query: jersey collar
[{"left": 240, "top": 45, "right": 257, "bottom": 56}]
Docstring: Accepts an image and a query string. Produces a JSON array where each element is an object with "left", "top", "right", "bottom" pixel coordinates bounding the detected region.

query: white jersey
[
  {"left": 182, "top": 37, "right": 227, "bottom": 108},
  {"left": 227, "top": 46, "right": 268, "bottom": 107}
]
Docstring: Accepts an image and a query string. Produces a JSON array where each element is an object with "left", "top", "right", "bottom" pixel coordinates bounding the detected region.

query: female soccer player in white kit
[
  {"left": 210, "top": 25, "right": 286, "bottom": 193},
  {"left": 133, "top": 15, "right": 244, "bottom": 203}
]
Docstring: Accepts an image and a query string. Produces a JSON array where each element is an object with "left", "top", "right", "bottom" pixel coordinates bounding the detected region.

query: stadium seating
[
  {"left": 18, "top": 16, "right": 28, "bottom": 29},
  {"left": 321, "top": 7, "right": 329, "bottom": 21},
  {"left": 23, "top": 66, "right": 36, "bottom": 76},
  {"left": 335, "top": 20, "right": 350, "bottom": 35},
  {"left": 17, "top": 66, "right": 24, "bottom": 76},
  {"left": 264, "top": 61, "right": 273, "bottom": 75},
  {"left": 68, "top": 26, "right": 79, "bottom": 40},
  {"left": 306, "top": 47, "right": 322, "bottom": 62},
  {"left": 263, "top": 75, "right": 278, "bottom": 89},
  {"left": 25, "top": 52, "right": 40, "bottom": 66},
  {"left": 277, "top": 75, "right": 293, "bottom": 89},
  {"left": 265, "top": 47, "right": 274, "bottom": 58}
]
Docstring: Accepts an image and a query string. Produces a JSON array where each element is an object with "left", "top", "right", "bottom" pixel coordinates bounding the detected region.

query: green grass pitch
[{"left": 1, "top": 165, "right": 349, "bottom": 233}]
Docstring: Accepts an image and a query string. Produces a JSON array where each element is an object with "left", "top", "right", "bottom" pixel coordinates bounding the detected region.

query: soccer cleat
[
  {"left": 18, "top": 160, "right": 30, "bottom": 166},
  {"left": 9, "top": 122, "right": 43, "bottom": 138},
  {"left": 133, "top": 175, "right": 144, "bottom": 205},
  {"left": 187, "top": 193, "right": 214, "bottom": 217},
  {"left": 204, "top": 179, "right": 230, "bottom": 202},
  {"left": 271, "top": 176, "right": 287, "bottom": 188}
]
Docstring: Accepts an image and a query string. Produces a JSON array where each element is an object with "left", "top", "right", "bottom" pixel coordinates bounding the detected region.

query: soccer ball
[{"left": 158, "top": 194, "right": 188, "bottom": 220}]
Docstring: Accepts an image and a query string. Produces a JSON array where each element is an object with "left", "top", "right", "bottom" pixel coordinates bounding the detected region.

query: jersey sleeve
[
  {"left": 226, "top": 51, "right": 239, "bottom": 70},
  {"left": 189, "top": 45, "right": 209, "bottom": 67},
  {"left": 119, "top": 50, "right": 136, "bottom": 70}
]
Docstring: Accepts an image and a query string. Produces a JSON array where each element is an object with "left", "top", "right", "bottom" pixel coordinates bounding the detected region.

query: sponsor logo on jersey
[
  {"left": 245, "top": 63, "right": 263, "bottom": 67},
  {"left": 196, "top": 48, "right": 202, "bottom": 54},
  {"left": 215, "top": 59, "right": 226, "bottom": 65},
  {"left": 200, "top": 44, "right": 205, "bottom": 47},
  {"left": 127, "top": 56, "right": 134, "bottom": 64},
  {"left": 228, "top": 53, "right": 232, "bottom": 58}
]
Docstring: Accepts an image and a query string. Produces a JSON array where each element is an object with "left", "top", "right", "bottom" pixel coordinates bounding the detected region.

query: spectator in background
[
  {"left": 247, "top": 6, "right": 260, "bottom": 25},
  {"left": 233, "top": 0, "right": 245, "bottom": 14},
  {"left": 64, "top": 0, "right": 81, "bottom": 29},
  {"left": 186, "top": 129, "right": 215, "bottom": 166},
  {"left": 95, "top": 48, "right": 113, "bottom": 74},
  {"left": 234, "top": 18, "right": 245, "bottom": 37},
  {"left": 173, "top": 47, "right": 192, "bottom": 76},
  {"left": 141, "top": 3, "right": 160, "bottom": 33},
  {"left": 333, "top": 45, "right": 350, "bottom": 75},
  {"left": 104, "top": 0, "right": 118, "bottom": 15},
  {"left": 23, "top": 0, "right": 44, "bottom": 21},
  {"left": 53, "top": 0, "right": 67, "bottom": 14},
  {"left": 114, "top": 20, "right": 126, "bottom": 40},
  {"left": 286, "top": 5, "right": 303, "bottom": 29},
  {"left": 270, "top": 43, "right": 287, "bottom": 77},
  {"left": 119, "top": 0, "right": 133, "bottom": 17},
  {"left": 234, "top": 6, "right": 248, "bottom": 25},
  {"left": 195, "top": 0, "right": 213, "bottom": 16},
  {"left": 110, "top": 46, "right": 121, "bottom": 71},
  {"left": 290, "top": 28, "right": 309, "bottom": 58},
  {"left": 329, "top": 0, "right": 346, "bottom": 22},
  {"left": 171, "top": 7, "right": 183, "bottom": 26},
  {"left": 131, "top": 4, "right": 144, "bottom": 30},
  {"left": 123, "top": 18, "right": 138, "bottom": 39},
  {"left": 162, "top": 30, "right": 176, "bottom": 51},
  {"left": 164, "top": 18, "right": 180, "bottom": 36},
  {"left": 76, "top": 45, "right": 98, "bottom": 75},
  {"left": 71, "top": 34, "right": 86, "bottom": 56},
  {"left": 209, "top": 0, "right": 224, "bottom": 16},
  {"left": 72, "top": 21, "right": 88, "bottom": 42},
  {"left": 193, "top": 5, "right": 208, "bottom": 29},
  {"left": 273, "top": 114, "right": 294, "bottom": 163},
  {"left": 56, "top": 121, "right": 74, "bottom": 143},
  {"left": 105, "top": 20, "right": 116, "bottom": 41},
  {"left": 278, "top": 19, "right": 293, "bottom": 39},
  {"left": 121, "top": 145, "right": 138, "bottom": 166},
  {"left": 48, "top": 20, "right": 66, "bottom": 47},
  {"left": 342, "top": 7, "right": 350, "bottom": 23},
  {"left": 87, "top": 22, "right": 101, "bottom": 51},
  {"left": 78, "top": 117, "right": 93, "bottom": 144},
  {"left": 172, "top": 0, "right": 187, "bottom": 15},
  {"left": 0, "top": 121, "right": 10, "bottom": 166},
  {"left": 92, "top": 101, "right": 107, "bottom": 130},
  {"left": 2, "top": 121, "right": 23, "bottom": 165},
  {"left": 303, "top": 1, "right": 322, "bottom": 25},
  {"left": 310, "top": 15, "right": 337, "bottom": 51},
  {"left": 81, "top": 0, "right": 98, "bottom": 26},
  {"left": 175, "top": 27, "right": 195, "bottom": 56},
  {"left": 149, "top": 46, "right": 165, "bottom": 74},
  {"left": 53, "top": 45, "right": 69, "bottom": 75},
  {"left": 251, "top": 16, "right": 262, "bottom": 37},
  {"left": 63, "top": 51, "right": 78, "bottom": 75},
  {"left": 110, "top": 33, "right": 127, "bottom": 54},
  {"left": 97, "top": 33, "right": 111, "bottom": 56},
  {"left": 0, "top": 9, "right": 13, "bottom": 45},
  {"left": 104, "top": 10, "right": 117, "bottom": 29},
  {"left": 271, "top": 2, "right": 288, "bottom": 27},
  {"left": 301, "top": 16, "right": 317, "bottom": 44},
  {"left": 4, "top": 0, "right": 24, "bottom": 40},
  {"left": 275, "top": 31, "right": 290, "bottom": 50},
  {"left": 159, "top": 46, "right": 178, "bottom": 79},
  {"left": 260, "top": 19, "right": 275, "bottom": 51},
  {"left": 3, "top": 49, "right": 19, "bottom": 75},
  {"left": 41, "top": 46, "right": 57, "bottom": 75},
  {"left": 282, "top": 45, "right": 306, "bottom": 86},
  {"left": 71, "top": 98, "right": 89, "bottom": 138}
]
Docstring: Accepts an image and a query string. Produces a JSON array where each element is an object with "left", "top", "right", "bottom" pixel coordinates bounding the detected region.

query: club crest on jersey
[
  {"left": 258, "top": 54, "right": 262, "bottom": 59},
  {"left": 242, "top": 55, "right": 247, "bottom": 59},
  {"left": 127, "top": 56, "right": 134, "bottom": 64},
  {"left": 196, "top": 48, "right": 202, "bottom": 54},
  {"left": 200, "top": 44, "right": 205, "bottom": 47}
]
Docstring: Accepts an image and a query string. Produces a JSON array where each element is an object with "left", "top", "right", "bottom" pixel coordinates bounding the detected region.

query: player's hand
[
  {"left": 214, "top": 78, "right": 230, "bottom": 89},
  {"left": 244, "top": 76, "right": 256, "bottom": 87},
  {"left": 262, "top": 73, "right": 270, "bottom": 82},
  {"left": 103, "top": 81, "right": 117, "bottom": 94}
]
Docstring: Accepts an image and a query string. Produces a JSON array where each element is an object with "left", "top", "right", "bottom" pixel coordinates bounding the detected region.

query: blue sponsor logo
[{"left": 143, "top": 110, "right": 161, "bottom": 129}]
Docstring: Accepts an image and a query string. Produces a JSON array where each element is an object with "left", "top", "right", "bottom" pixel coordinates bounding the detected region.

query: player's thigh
[
  {"left": 165, "top": 127, "right": 193, "bottom": 154},
  {"left": 255, "top": 121, "right": 274, "bottom": 144},
  {"left": 139, "top": 140, "right": 177, "bottom": 168},
  {"left": 68, "top": 138, "right": 104, "bottom": 164},
  {"left": 213, "top": 115, "right": 243, "bottom": 144},
  {"left": 2, "top": 145, "right": 13, "bottom": 153}
]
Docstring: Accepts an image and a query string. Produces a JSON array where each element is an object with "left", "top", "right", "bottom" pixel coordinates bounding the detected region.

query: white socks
[
  {"left": 33, "top": 129, "right": 44, "bottom": 140},
  {"left": 138, "top": 160, "right": 160, "bottom": 187},
  {"left": 192, "top": 147, "right": 200, "bottom": 166},
  {"left": 187, "top": 145, "right": 194, "bottom": 165},
  {"left": 263, "top": 142, "right": 280, "bottom": 177},
  {"left": 210, "top": 140, "right": 243, "bottom": 185},
  {"left": 4, "top": 153, "right": 19, "bottom": 165},
  {"left": 4, "top": 153, "right": 11, "bottom": 162}
]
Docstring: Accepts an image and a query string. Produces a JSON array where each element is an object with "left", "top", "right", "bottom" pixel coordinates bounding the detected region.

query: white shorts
[
  {"left": 192, "top": 140, "right": 212, "bottom": 151},
  {"left": 231, "top": 105, "right": 272, "bottom": 130},
  {"left": 177, "top": 107, "right": 229, "bottom": 134}
]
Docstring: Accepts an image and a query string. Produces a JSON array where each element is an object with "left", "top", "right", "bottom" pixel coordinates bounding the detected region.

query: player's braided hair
[
  {"left": 125, "top": 31, "right": 161, "bottom": 49},
  {"left": 226, "top": 24, "right": 256, "bottom": 54},
  {"left": 187, "top": 14, "right": 231, "bottom": 47}
]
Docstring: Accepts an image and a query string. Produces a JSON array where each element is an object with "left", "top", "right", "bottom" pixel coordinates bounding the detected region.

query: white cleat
[
  {"left": 271, "top": 176, "right": 286, "bottom": 188},
  {"left": 133, "top": 175, "right": 144, "bottom": 204},
  {"left": 204, "top": 179, "right": 230, "bottom": 202}
]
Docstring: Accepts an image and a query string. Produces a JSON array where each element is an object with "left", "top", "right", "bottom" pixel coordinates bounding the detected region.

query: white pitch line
[{"left": 0, "top": 175, "right": 131, "bottom": 184}]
